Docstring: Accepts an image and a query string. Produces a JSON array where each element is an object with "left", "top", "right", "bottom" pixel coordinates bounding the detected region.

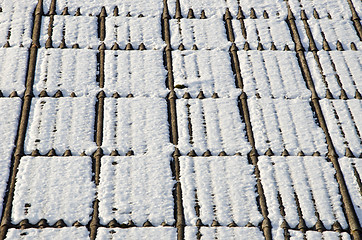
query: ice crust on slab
[
  {"left": 104, "top": 17, "right": 165, "bottom": 50},
  {"left": 296, "top": 20, "right": 362, "bottom": 51},
  {"left": 0, "top": 48, "right": 28, "bottom": 96},
  {"left": 40, "top": 16, "right": 99, "bottom": 49},
  {"left": 339, "top": 157, "right": 362, "bottom": 225},
  {"left": 320, "top": 99, "right": 362, "bottom": 157},
  {"left": 180, "top": 156, "right": 263, "bottom": 226},
  {"left": 167, "top": 0, "right": 287, "bottom": 19},
  {"left": 185, "top": 227, "right": 265, "bottom": 239},
  {"left": 232, "top": 20, "right": 294, "bottom": 51},
  {"left": 102, "top": 97, "right": 173, "bottom": 156},
  {"left": 176, "top": 98, "right": 251, "bottom": 156},
  {"left": 42, "top": 0, "right": 164, "bottom": 16},
  {"left": 238, "top": 51, "right": 310, "bottom": 99},
  {"left": 0, "top": 98, "right": 22, "bottom": 220},
  {"left": 98, "top": 156, "right": 175, "bottom": 226},
  {"left": 248, "top": 98, "right": 327, "bottom": 156},
  {"left": 259, "top": 156, "right": 348, "bottom": 229},
  {"left": 96, "top": 227, "right": 177, "bottom": 240},
  {"left": 12, "top": 156, "right": 95, "bottom": 225},
  {"left": 172, "top": 50, "right": 240, "bottom": 98},
  {"left": 0, "top": 2, "right": 36, "bottom": 47},
  {"left": 6, "top": 227, "right": 90, "bottom": 240},
  {"left": 169, "top": 19, "right": 230, "bottom": 50},
  {"left": 104, "top": 50, "right": 168, "bottom": 97},
  {"left": 25, "top": 97, "right": 97, "bottom": 156},
  {"left": 34, "top": 49, "right": 98, "bottom": 97},
  {"left": 286, "top": 230, "right": 351, "bottom": 240},
  {"left": 288, "top": 0, "right": 352, "bottom": 19},
  {"left": 306, "top": 51, "right": 362, "bottom": 99}
]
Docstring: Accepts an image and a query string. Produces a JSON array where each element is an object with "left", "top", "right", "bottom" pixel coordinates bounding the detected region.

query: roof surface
[{"left": 0, "top": 0, "right": 361, "bottom": 239}]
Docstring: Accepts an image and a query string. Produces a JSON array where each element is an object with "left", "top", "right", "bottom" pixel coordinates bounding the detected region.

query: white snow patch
[
  {"left": 40, "top": 16, "right": 99, "bottom": 49},
  {"left": 104, "top": 17, "right": 165, "bottom": 50},
  {"left": 0, "top": 48, "right": 28, "bottom": 96},
  {"left": 0, "top": 98, "right": 22, "bottom": 220},
  {"left": 319, "top": 99, "right": 362, "bottom": 157},
  {"left": 233, "top": 19, "right": 294, "bottom": 50},
  {"left": 184, "top": 227, "right": 265, "bottom": 239},
  {"left": 96, "top": 227, "right": 177, "bottom": 240},
  {"left": 102, "top": 97, "right": 173, "bottom": 156},
  {"left": 104, "top": 50, "right": 168, "bottom": 97},
  {"left": 34, "top": 49, "right": 99, "bottom": 97},
  {"left": 258, "top": 156, "right": 348, "bottom": 229},
  {"left": 42, "top": 0, "right": 164, "bottom": 16},
  {"left": 12, "top": 156, "right": 95, "bottom": 225},
  {"left": 287, "top": 230, "right": 351, "bottom": 240},
  {"left": 169, "top": 19, "right": 230, "bottom": 50},
  {"left": 339, "top": 157, "right": 362, "bottom": 225},
  {"left": 172, "top": 50, "right": 241, "bottom": 98},
  {"left": 167, "top": 0, "right": 287, "bottom": 19},
  {"left": 238, "top": 51, "right": 310, "bottom": 99},
  {"left": 98, "top": 156, "right": 174, "bottom": 226},
  {"left": 296, "top": 20, "right": 361, "bottom": 51},
  {"left": 180, "top": 156, "right": 263, "bottom": 226},
  {"left": 176, "top": 98, "right": 251, "bottom": 156},
  {"left": 248, "top": 98, "right": 327, "bottom": 156},
  {"left": 306, "top": 51, "right": 362, "bottom": 99},
  {"left": 6, "top": 227, "right": 90, "bottom": 240},
  {"left": 0, "top": 2, "right": 35, "bottom": 47},
  {"left": 25, "top": 97, "right": 98, "bottom": 156},
  {"left": 288, "top": 0, "right": 352, "bottom": 19}
]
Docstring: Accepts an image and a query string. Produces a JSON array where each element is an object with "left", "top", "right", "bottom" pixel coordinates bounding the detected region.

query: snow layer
[
  {"left": 25, "top": 97, "right": 97, "bottom": 156},
  {"left": 180, "top": 156, "right": 263, "bottom": 226},
  {"left": 104, "top": 17, "right": 165, "bottom": 50},
  {"left": 167, "top": 0, "right": 287, "bottom": 19},
  {"left": 6, "top": 227, "right": 90, "bottom": 240},
  {"left": 169, "top": 19, "right": 229, "bottom": 50},
  {"left": 238, "top": 51, "right": 310, "bottom": 99},
  {"left": 0, "top": 2, "right": 36, "bottom": 47},
  {"left": 42, "top": 0, "right": 164, "bottom": 16},
  {"left": 40, "top": 16, "right": 99, "bottom": 49},
  {"left": 339, "top": 157, "right": 362, "bottom": 225},
  {"left": 104, "top": 50, "right": 168, "bottom": 97},
  {"left": 0, "top": 98, "right": 22, "bottom": 220},
  {"left": 176, "top": 98, "right": 251, "bottom": 156},
  {"left": 286, "top": 230, "right": 351, "bottom": 240},
  {"left": 34, "top": 49, "right": 98, "bottom": 97},
  {"left": 258, "top": 156, "right": 347, "bottom": 229},
  {"left": 172, "top": 50, "right": 240, "bottom": 98},
  {"left": 0, "top": 48, "right": 28, "bottom": 96},
  {"left": 184, "top": 227, "right": 264, "bottom": 240},
  {"left": 98, "top": 156, "right": 174, "bottom": 226},
  {"left": 306, "top": 51, "right": 362, "bottom": 99},
  {"left": 102, "top": 97, "right": 173, "bottom": 155},
  {"left": 248, "top": 98, "right": 327, "bottom": 156},
  {"left": 233, "top": 20, "right": 294, "bottom": 51},
  {"left": 320, "top": 99, "right": 362, "bottom": 157},
  {"left": 288, "top": 0, "right": 352, "bottom": 19},
  {"left": 12, "top": 156, "right": 95, "bottom": 225},
  {"left": 296, "top": 20, "right": 361, "bottom": 51},
  {"left": 96, "top": 227, "right": 177, "bottom": 240}
]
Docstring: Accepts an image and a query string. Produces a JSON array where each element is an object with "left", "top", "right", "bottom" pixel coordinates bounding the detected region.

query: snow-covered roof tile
[
  {"left": 34, "top": 49, "right": 99, "bottom": 97},
  {"left": 102, "top": 97, "right": 173, "bottom": 156},
  {"left": 180, "top": 156, "right": 263, "bottom": 226},
  {"left": 104, "top": 50, "right": 168, "bottom": 97},
  {"left": 24, "top": 97, "right": 98, "bottom": 156},
  {"left": 177, "top": 98, "right": 251, "bottom": 156},
  {"left": 11, "top": 156, "right": 95, "bottom": 226},
  {"left": 98, "top": 156, "right": 175, "bottom": 226},
  {"left": 258, "top": 156, "right": 348, "bottom": 230}
]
